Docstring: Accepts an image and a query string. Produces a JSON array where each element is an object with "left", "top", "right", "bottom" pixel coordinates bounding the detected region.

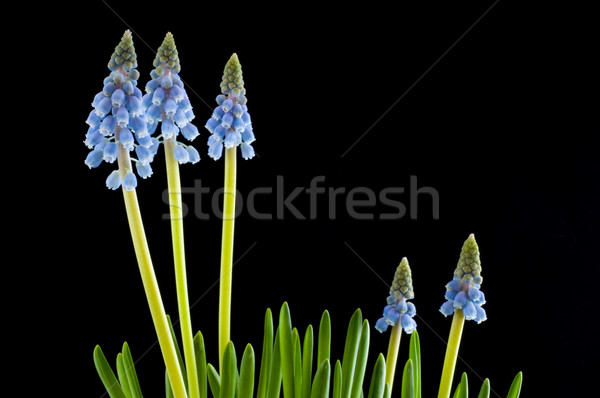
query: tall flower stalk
[
  {"left": 437, "top": 234, "right": 487, "bottom": 398},
  {"left": 84, "top": 31, "right": 187, "bottom": 398},
  {"left": 142, "top": 32, "right": 201, "bottom": 398},
  {"left": 374, "top": 257, "right": 418, "bottom": 394},
  {"left": 205, "top": 53, "right": 256, "bottom": 369}
]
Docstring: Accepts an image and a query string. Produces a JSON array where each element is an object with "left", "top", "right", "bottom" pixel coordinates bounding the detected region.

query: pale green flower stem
[
  {"left": 437, "top": 310, "right": 465, "bottom": 398},
  {"left": 116, "top": 136, "right": 188, "bottom": 398},
  {"left": 219, "top": 146, "right": 237, "bottom": 371},
  {"left": 164, "top": 138, "right": 200, "bottom": 398},
  {"left": 385, "top": 323, "right": 403, "bottom": 392}
]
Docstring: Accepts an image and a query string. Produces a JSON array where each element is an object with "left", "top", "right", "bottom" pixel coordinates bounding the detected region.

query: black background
[{"left": 30, "top": 1, "right": 598, "bottom": 397}]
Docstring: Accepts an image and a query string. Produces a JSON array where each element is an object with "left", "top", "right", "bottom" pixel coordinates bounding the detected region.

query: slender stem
[
  {"left": 116, "top": 140, "right": 188, "bottom": 398},
  {"left": 164, "top": 139, "right": 200, "bottom": 398},
  {"left": 218, "top": 146, "right": 237, "bottom": 371},
  {"left": 385, "top": 323, "right": 403, "bottom": 392},
  {"left": 437, "top": 310, "right": 465, "bottom": 398}
]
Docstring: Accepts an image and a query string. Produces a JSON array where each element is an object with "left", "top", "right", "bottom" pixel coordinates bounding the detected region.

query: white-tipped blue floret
[
  {"left": 103, "top": 83, "right": 116, "bottom": 97},
  {"left": 111, "top": 89, "right": 125, "bottom": 107},
  {"left": 135, "top": 146, "right": 153, "bottom": 165},
  {"left": 136, "top": 162, "right": 153, "bottom": 179},
  {"left": 474, "top": 305, "right": 487, "bottom": 324},
  {"left": 173, "top": 144, "right": 190, "bottom": 164},
  {"left": 440, "top": 300, "right": 455, "bottom": 317},
  {"left": 396, "top": 300, "right": 408, "bottom": 314},
  {"left": 463, "top": 301, "right": 477, "bottom": 320},
  {"left": 85, "top": 128, "right": 104, "bottom": 148},
  {"left": 103, "top": 142, "right": 118, "bottom": 163},
  {"left": 237, "top": 94, "right": 247, "bottom": 105},
  {"left": 126, "top": 96, "right": 144, "bottom": 117},
  {"left": 401, "top": 314, "right": 417, "bottom": 334},
  {"left": 133, "top": 87, "right": 143, "bottom": 100},
  {"left": 179, "top": 97, "right": 192, "bottom": 112},
  {"left": 95, "top": 98, "right": 112, "bottom": 118},
  {"left": 214, "top": 125, "right": 227, "bottom": 140},
  {"left": 148, "top": 137, "right": 160, "bottom": 155},
  {"left": 383, "top": 305, "right": 400, "bottom": 325},
  {"left": 445, "top": 290, "right": 457, "bottom": 300},
  {"left": 92, "top": 92, "right": 105, "bottom": 108},
  {"left": 161, "top": 119, "right": 177, "bottom": 139},
  {"left": 164, "top": 98, "right": 178, "bottom": 117},
  {"left": 152, "top": 87, "right": 165, "bottom": 106},
  {"left": 99, "top": 115, "right": 116, "bottom": 136},
  {"left": 147, "top": 105, "right": 162, "bottom": 123},
  {"left": 406, "top": 302, "right": 416, "bottom": 317},
  {"left": 205, "top": 117, "right": 220, "bottom": 134},
  {"left": 116, "top": 107, "right": 129, "bottom": 128},
  {"left": 122, "top": 170, "right": 137, "bottom": 191},
  {"left": 122, "top": 81, "right": 134, "bottom": 95},
  {"left": 181, "top": 124, "right": 199, "bottom": 141},
  {"left": 375, "top": 317, "right": 389, "bottom": 333},
  {"left": 232, "top": 117, "right": 245, "bottom": 133},
  {"left": 136, "top": 134, "right": 153, "bottom": 148},
  {"left": 161, "top": 75, "right": 173, "bottom": 89},
  {"left": 186, "top": 146, "right": 200, "bottom": 163},
  {"left": 141, "top": 93, "right": 153, "bottom": 110},
  {"left": 208, "top": 138, "right": 224, "bottom": 160},
  {"left": 170, "top": 85, "right": 185, "bottom": 102},
  {"left": 185, "top": 110, "right": 195, "bottom": 122},
  {"left": 216, "top": 95, "right": 226, "bottom": 105},
  {"left": 174, "top": 108, "right": 189, "bottom": 127},
  {"left": 85, "top": 149, "right": 104, "bottom": 169},
  {"left": 221, "top": 98, "right": 233, "bottom": 112},
  {"left": 232, "top": 104, "right": 243, "bottom": 118},
  {"left": 212, "top": 106, "right": 224, "bottom": 121},
  {"left": 119, "top": 129, "right": 135, "bottom": 151},
  {"left": 453, "top": 291, "right": 467, "bottom": 309},
  {"left": 240, "top": 142, "right": 255, "bottom": 160},
  {"left": 221, "top": 112, "right": 234, "bottom": 128},
  {"left": 129, "top": 117, "right": 148, "bottom": 138},
  {"left": 241, "top": 128, "right": 255, "bottom": 144},
  {"left": 106, "top": 170, "right": 122, "bottom": 190},
  {"left": 468, "top": 286, "right": 481, "bottom": 302}
]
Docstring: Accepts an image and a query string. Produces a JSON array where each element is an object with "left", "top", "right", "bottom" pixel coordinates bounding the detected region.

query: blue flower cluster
[
  {"left": 374, "top": 258, "right": 417, "bottom": 334},
  {"left": 439, "top": 234, "right": 487, "bottom": 324},
  {"left": 141, "top": 32, "right": 200, "bottom": 165},
  {"left": 85, "top": 30, "right": 159, "bottom": 190},
  {"left": 205, "top": 54, "right": 255, "bottom": 160}
]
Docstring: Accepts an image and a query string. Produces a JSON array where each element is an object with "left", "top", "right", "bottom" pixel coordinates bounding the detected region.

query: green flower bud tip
[
  {"left": 108, "top": 30, "right": 138, "bottom": 72},
  {"left": 391, "top": 257, "right": 414, "bottom": 300},
  {"left": 454, "top": 233, "right": 482, "bottom": 283},
  {"left": 153, "top": 32, "right": 181, "bottom": 73},
  {"left": 220, "top": 53, "right": 246, "bottom": 97}
]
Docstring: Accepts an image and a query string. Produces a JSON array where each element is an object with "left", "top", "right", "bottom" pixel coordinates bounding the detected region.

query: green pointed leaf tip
[
  {"left": 220, "top": 53, "right": 246, "bottom": 96},
  {"left": 454, "top": 234, "right": 482, "bottom": 284},
  {"left": 152, "top": 32, "right": 181, "bottom": 72},
  {"left": 108, "top": 30, "right": 138, "bottom": 71},
  {"left": 506, "top": 372, "right": 522, "bottom": 398},
  {"left": 367, "top": 354, "right": 386, "bottom": 398},
  {"left": 391, "top": 257, "right": 414, "bottom": 300},
  {"left": 93, "top": 345, "right": 127, "bottom": 398},
  {"left": 239, "top": 344, "right": 256, "bottom": 398},
  {"left": 477, "top": 379, "right": 490, "bottom": 398},
  {"left": 457, "top": 372, "right": 468, "bottom": 398},
  {"left": 280, "top": 302, "right": 296, "bottom": 398},
  {"left": 121, "top": 342, "right": 143, "bottom": 398},
  {"left": 401, "top": 359, "right": 414, "bottom": 398}
]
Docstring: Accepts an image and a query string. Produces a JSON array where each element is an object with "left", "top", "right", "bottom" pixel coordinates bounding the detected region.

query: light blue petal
[
  {"left": 126, "top": 95, "right": 144, "bottom": 117},
  {"left": 94, "top": 97, "right": 112, "bottom": 118},
  {"left": 141, "top": 93, "right": 154, "bottom": 110},
  {"left": 136, "top": 134, "right": 153, "bottom": 148},
  {"left": 152, "top": 87, "right": 165, "bottom": 106},
  {"left": 463, "top": 301, "right": 477, "bottom": 320},
  {"left": 111, "top": 89, "right": 125, "bottom": 107},
  {"left": 84, "top": 128, "right": 103, "bottom": 148},
  {"left": 237, "top": 94, "right": 247, "bottom": 105},
  {"left": 136, "top": 162, "right": 153, "bottom": 179},
  {"left": 187, "top": 146, "right": 200, "bottom": 164},
  {"left": 241, "top": 128, "right": 256, "bottom": 144},
  {"left": 396, "top": 300, "right": 407, "bottom": 314},
  {"left": 445, "top": 290, "right": 457, "bottom": 300},
  {"left": 116, "top": 106, "right": 129, "bottom": 128},
  {"left": 221, "top": 112, "right": 234, "bottom": 128},
  {"left": 406, "top": 302, "right": 416, "bottom": 317},
  {"left": 375, "top": 317, "right": 389, "bottom": 333},
  {"left": 99, "top": 115, "right": 116, "bottom": 136},
  {"left": 208, "top": 140, "right": 224, "bottom": 160},
  {"left": 232, "top": 104, "right": 243, "bottom": 118},
  {"left": 175, "top": 108, "right": 189, "bottom": 127},
  {"left": 212, "top": 106, "right": 224, "bottom": 121},
  {"left": 122, "top": 81, "right": 134, "bottom": 95},
  {"left": 453, "top": 291, "right": 467, "bottom": 309},
  {"left": 85, "top": 149, "right": 104, "bottom": 169},
  {"left": 136, "top": 145, "right": 153, "bottom": 165},
  {"left": 129, "top": 116, "right": 148, "bottom": 138},
  {"left": 232, "top": 117, "right": 245, "bottom": 133},
  {"left": 92, "top": 92, "right": 105, "bottom": 108},
  {"left": 170, "top": 85, "right": 185, "bottom": 102},
  {"left": 122, "top": 170, "right": 137, "bottom": 191},
  {"left": 181, "top": 123, "right": 199, "bottom": 141},
  {"left": 103, "top": 82, "right": 116, "bottom": 97},
  {"left": 214, "top": 125, "right": 227, "bottom": 140},
  {"left": 103, "top": 142, "right": 118, "bottom": 163},
  {"left": 446, "top": 280, "right": 461, "bottom": 292},
  {"left": 440, "top": 300, "right": 455, "bottom": 317},
  {"left": 221, "top": 98, "right": 233, "bottom": 112},
  {"left": 106, "top": 170, "right": 121, "bottom": 190},
  {"left": 383, "top": 305, "right": 399, "bottom": 325},
  {"left": 179, "top": 97, "right": 192, "bottom": 112},
  {"left": 240, "top": 142, "right": 255, "bottom": 160},
  {"left": 119, "top": 128, "right": 135, "bottom": 151},
  {"left": 161, "top": 119, "right": 177, "bottom": 139},
  {"left": 216, "top": 94, "right": 226, "bottom": 105},
  {"left": 205, "top": 117, "right": 219, "bottom": 133},
  {"left": 468, "top": 286, "right": 481, "bottom": 302},
  {"left": 164, "top": 98, "right": 177, "bottom": 117},
  {"left": 474, "top": 305, "right": 487, "bottom": 324},
  {"left": 161, "top": 75, "right": 173, "bottom": 89},
  {"left": 173, "top": 144, "right": 190, "bottom": 164}
]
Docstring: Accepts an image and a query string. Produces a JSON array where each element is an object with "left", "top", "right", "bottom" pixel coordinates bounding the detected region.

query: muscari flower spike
[
  {"left": 141, "top": 32, "right": 200, "bottom": 164},
  {"left": 375, "top": 257, "right": 417, "bottom": 334},
  {"left": 439, "top": 234, "right": 487, "bottom": 324},
  {"left": 85, "top": 30, "right": 157, "bottom": 190},
  {"left": 205, "top": 53, "right": 255, "bottom": 160}
]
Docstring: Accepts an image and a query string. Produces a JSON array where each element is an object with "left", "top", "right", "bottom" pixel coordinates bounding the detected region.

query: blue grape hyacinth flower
[
  {"left": 205, "top": 53, "right": 255, "bottom": 160},
  {"left": 440, "top": 234, "right": 487, "bottom": 324},
  {"left": 141, "top": 32, "right": 200, "bottom": 164},
  {"left": 84, "top": 30, "right": 158, "bottom": 191},
  {"left": 375, "top": 257, "right": 417, "bottom": 334}
]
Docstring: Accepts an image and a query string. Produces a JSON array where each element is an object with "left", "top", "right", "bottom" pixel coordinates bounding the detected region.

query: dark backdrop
[{"left": 35, "top": 1, "right": 597, "bottom": 397}]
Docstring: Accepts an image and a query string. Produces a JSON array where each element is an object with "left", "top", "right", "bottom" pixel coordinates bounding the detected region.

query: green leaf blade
[
  {"left": 506, "top": 372, "right": 522, "bottom": 398},
  {"left": 401, "top": 359, "right": 414, "bottom": 398},
  {"left": 367, "top": 353, "right": 386, "bottom": 398},
  {"left": 93, "top": 345, "right": 127, "bottom": 398},
  {"left": 317, "top": 310, "right": 331, "bottom": 366},
  {"left": 341, "top": 309, "right": 363, "bottom": 398},
  {"left": 239, "top": 344, "right": 256, "bottom": 398},
  {"left": 280, "top": 302, "right": 296, "bottom": 398},
  {"left": 477, "top": 378, "right": 490, "bottom": 398},
  {"left": 311, "top": 360, "right": 331, "bottom": 398}
]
